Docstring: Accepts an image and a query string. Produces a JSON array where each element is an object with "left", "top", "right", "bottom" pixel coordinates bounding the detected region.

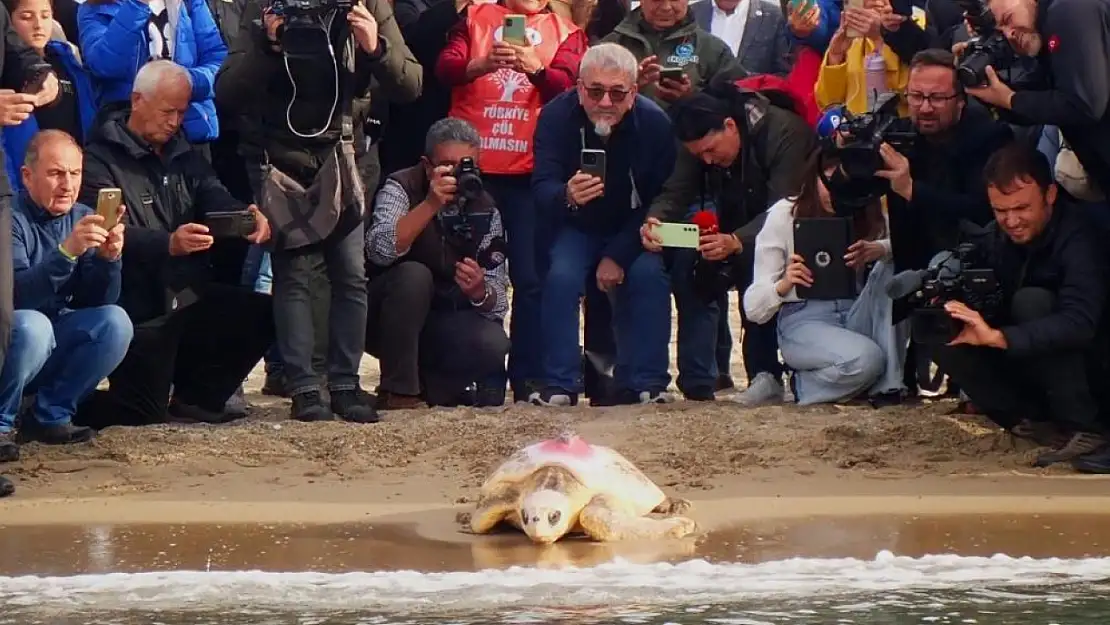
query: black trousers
[
  {"left": 75, "top": 285, "right": 274, "bottom": 428},
  {"left": 0, "top": 198, "right": 12, "bottom": 374},
  {"left": 365, "top": 262, "right": 510, "bottom": 404},
  {"left": 933, "top": 287, "right": 1107, "bottom": 434}
]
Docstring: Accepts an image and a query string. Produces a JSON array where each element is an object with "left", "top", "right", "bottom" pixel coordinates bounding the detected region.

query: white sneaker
[{"left": 729, "top": 372, "right": 785, "bottom": 406}]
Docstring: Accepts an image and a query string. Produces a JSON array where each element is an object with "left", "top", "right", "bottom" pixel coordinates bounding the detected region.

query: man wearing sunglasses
[{"left": 529, "top": 42, "right": 676, "bottom": 408}]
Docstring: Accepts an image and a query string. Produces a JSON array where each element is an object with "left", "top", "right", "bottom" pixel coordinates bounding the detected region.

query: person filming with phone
[
  {"left": 742, "top": 144, "right": 907, "bottom": 406},
  {"left": 75, "top": 60, "right": 275, "bottom": 429},
  {"left": 364, "top": 118, "right": 510, "bottom": 410},
  {"left": 528, "top": 43, "right": 675, "bottom": 407},
  {"left": 0, "top": 130, "right": 132, "bottom": 464}
]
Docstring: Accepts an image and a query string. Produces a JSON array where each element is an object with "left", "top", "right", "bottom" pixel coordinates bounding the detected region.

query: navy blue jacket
[
  {"left": 10, "top": 192, "right": 121, "bottom": 319},
  {"left": 2, "top": 40, "right": 98, "bottom": 197},
  {"left": 532, "top": 91, "right": 676, "bottom": 269}
]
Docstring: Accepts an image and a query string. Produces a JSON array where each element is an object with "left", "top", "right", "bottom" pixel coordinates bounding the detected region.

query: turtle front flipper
[
  {"left": 467, "top": 484, "right": 522, "bottom": 534},
  {"left": 578, "top": 495, "right": 698, "bottom": 542}
]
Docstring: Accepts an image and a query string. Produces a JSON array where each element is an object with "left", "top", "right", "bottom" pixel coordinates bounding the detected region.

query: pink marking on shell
[{"left": 537, "top": 436, "right": 593, "bottom": 458}]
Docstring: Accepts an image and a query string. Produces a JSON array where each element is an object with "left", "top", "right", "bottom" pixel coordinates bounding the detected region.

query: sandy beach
[{"left": 2, "top": 295, "right": 1109, "bottom": 545}]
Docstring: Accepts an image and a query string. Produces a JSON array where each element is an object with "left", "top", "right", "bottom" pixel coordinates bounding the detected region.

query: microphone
[
  {"left": 476, "top": 234, "right": 508, "bottom": 270},
  {"left": 691, "top": 210, "right": 719, "bottom": 234},
  {"left": 886, "top": 250, "right": 963, "bottom": 300}
]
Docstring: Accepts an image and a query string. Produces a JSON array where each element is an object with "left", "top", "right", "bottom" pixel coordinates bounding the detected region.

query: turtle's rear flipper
[{"left": 579, "top": 495, "right": 698, "bottom": 541}]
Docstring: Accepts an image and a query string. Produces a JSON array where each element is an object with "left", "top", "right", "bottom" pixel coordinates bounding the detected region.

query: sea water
[{"left": 3, "top": 552, "right": 1110, "bottom": 624}]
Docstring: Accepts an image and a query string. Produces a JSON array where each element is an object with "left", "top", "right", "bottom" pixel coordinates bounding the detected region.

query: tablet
[{"left": 793, "top": 217, "right": 859, "bottom": 301}]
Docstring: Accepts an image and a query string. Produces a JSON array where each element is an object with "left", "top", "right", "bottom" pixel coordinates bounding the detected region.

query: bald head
[
  {"left": 129, "top": 60, "right": 191, "bottom": 148},
  {"left": 21, "top": 130, "right": 83, "bottom": 215}
]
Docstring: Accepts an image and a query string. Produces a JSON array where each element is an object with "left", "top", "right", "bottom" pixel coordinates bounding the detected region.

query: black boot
[
  {"left": 291, "top": 390, "right": 334, "bottom": 422},
  {"left": 1072, "top": 444, "right": 1110, "bottom": 474},
  {"left": 19, "top": 422, "right": 95, "bottom": 445},
  {"left": 330, "top": 389, "right": 379, "bottom": 424}
]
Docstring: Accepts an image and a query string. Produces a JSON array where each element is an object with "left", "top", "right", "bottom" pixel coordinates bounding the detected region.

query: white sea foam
[{"left": 2, "top": 552, "right": 1109, "bottom": 614}]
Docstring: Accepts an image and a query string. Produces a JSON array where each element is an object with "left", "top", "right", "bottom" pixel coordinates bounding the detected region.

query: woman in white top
[{"left": 743, "top": 148, "right": 906, "bottom": 405}]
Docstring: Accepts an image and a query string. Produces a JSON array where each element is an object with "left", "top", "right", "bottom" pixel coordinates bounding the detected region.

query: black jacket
[
  {"left": 981, "top": 202, "right": 1107, "bottom": 355},
  {"left": 889, "top": 103, "right": 1014, "bottom": 274},
  {"left": 0, "top": 4, "right": 52, "bottom": 198},
  {"left": 79, "top": 109, "right": 246, "bottom": 325},
  {"left": 214, "top": 0, "right": 422, "bottom": 186}
]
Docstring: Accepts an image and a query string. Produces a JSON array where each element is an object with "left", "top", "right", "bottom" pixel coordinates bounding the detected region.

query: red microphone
[{"left": 691, "top": 210, "right": 719, "bottom": 235}]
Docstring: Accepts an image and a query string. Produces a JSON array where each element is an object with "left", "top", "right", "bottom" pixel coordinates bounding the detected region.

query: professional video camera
[
  {"left": 900, "top": 243, "right": 1005, "bottom": 345},
  {"left": 953, "top": 0, "right": 1015, "bottom": 88},
  {"left": 833, "top": 94, "right": 917, "bottom": 181}
]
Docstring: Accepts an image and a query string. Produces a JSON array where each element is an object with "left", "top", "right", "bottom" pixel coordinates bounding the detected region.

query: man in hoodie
[
  {"left": 1, "top": 130, "right": 133, "bottom": 464},
  {"left": 529, "top": 43, "right": 675, "bottom": 407},
  {"left": 76, "top": 60, "right": 277, "bottom": 428}
]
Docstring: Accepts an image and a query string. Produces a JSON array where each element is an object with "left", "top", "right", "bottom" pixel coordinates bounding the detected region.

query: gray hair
[
  {"left": 424, "top": 117, "right": 481, "bottom": 157},
  {"left": 132, "top": 59, "right": 192, "bottom": 96},
  {"left": 578, "top": 42, "right": 639, "bottom": 83},
  {"left": 24, "top": 130, "right": 80, "bottom": 169}
]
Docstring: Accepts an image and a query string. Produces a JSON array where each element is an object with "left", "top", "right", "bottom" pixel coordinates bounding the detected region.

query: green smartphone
[
  {"left": 789, "top": 0, "right": 815, "bottom": 13},
  {"left": 654, "top": 222, "right": 701, "bottom": 249},
  {"left": 502, "top": 14, "right": 527, "bottom": 45}
]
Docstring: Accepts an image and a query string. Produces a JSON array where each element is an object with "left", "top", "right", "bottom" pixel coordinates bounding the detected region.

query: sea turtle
[{"left": 459, "top": 432, "right": 697, "bottom": 543}]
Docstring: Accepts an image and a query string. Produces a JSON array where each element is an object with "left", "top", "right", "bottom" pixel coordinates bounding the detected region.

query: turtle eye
[
  {"left": 547, "top": 511, "right": 561, "bottom": 525},
  {"left": 520, "top": 509, "right": 529, "bottom": 524}
]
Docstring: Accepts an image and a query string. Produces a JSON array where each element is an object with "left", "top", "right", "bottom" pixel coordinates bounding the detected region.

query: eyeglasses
[
  {"left": 580, "top": 83, "right": 631, "bottom": 104},
  {"left": 905, "top": 92, "right": 959, "bottom": 106}
]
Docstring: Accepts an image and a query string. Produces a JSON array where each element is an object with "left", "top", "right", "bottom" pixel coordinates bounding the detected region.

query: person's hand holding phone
[
  {"left": 566, "top": 171, "right": 604, "bottom": 206},
  {"left": 97, "top": 206, "right": 127, "bottom": 261},
  {"left": 429, "top": 164, "right": 458, "bottom": 209},
  {"left": 641, "top": 217, "right": 664, "bottom": 252},
  {"left": 245, "top": 204, "right": 271, "bottom": 244},
  {"left": 169, "top": 223, "right": 214, "bottom": 256},
  {"left": 637, "top": 55, "right": 662, "bottom": 88},
  {"left": 841, "top": 6, "right": 881, "bottom": 40},
  {"left": 656, "top": 73, "right": 692, "bottom": 102},
  {"left": 505, "top": 40, "right": 543, "bottom": 74},
  {"left": 776, "top": 253, "right": 813, "bottom": 296},
  {"left": 0, "top": 90, "right": 37, "bottom": 126},
  {"left": 62, "top": 214, "right": 110, "bottom": 258},
  {"left": 29, "top": 72, "right": 59, "bottom": 108},
  {"left": 787, "top": 2, "right": 820, "bottom": 38}
]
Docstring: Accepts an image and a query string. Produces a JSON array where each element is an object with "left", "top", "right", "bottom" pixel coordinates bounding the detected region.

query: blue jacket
[
  {"left": 788, "top": 0, "right": 840, "bottom": 52},
  {"left": 11, "top": 192, "right": 122, "bottom": 319},
  {"left": 2, "top": 41, "right": 98, "bottom": 197},
  {"left": 532, "top": 91, "right": 676, "bottom": 270},
  {"left": 77, "top": 0, "right": 228, "bottom": 142}
]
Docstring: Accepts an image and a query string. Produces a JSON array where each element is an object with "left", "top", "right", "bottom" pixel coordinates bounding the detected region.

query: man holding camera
[
  {"left": 76, "top": 61, "right": 276, "bottom": 428},
  {"left": 932, "top": 142, "right": 1109, "bottom": 470},
  {"left": 364, "top": 118, "right": 510, "bottom": 408},
  {"left": 964, "top": 0, "right": 1110, "bottom": 199},
  {"left": 215, "top": 0, "right": 422, "bottom": 423}
]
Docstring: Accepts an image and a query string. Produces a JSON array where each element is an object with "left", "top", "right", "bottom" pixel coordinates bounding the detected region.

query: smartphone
[
  {"left": 789, "top": 0, "right": 814, "bottom": 13},
  {"left": 204, "top": 210, "right": 257, "bottom": 238},
  {"left": 580, "top": 149, "right": 606, "bottom": 183},
  {"left": 793, "top": 217, "right": 858, "bottom": 301},
  {"left": 502, "top": 14, "right": 527, "bottom": 45},
  {"left": 23, "top": 62, "right": 52, "bottom": 94},
  {"left": 844, "top": 0, "right": 866, "bottom": 38},
  {"left": 96, "top": 188, "right": 123, "bottom": 230},
  {"left": 659, "top": 66, "right": 685, "bottom": 83},
  {"left": 654, "top": 222, "right": 701, "bottom": 249}
]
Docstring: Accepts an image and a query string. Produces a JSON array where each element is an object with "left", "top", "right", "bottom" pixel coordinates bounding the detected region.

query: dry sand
[{"left": 1, "top": 294, "right": 1108, "bottom": 538}]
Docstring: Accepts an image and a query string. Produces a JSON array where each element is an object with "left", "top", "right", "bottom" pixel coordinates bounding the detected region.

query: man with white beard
[{"left": 528, "top": 42, "right": 677, "bottom": 408}]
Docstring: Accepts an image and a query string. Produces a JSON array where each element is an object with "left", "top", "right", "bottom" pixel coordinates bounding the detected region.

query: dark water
[{"left": 2, "top": 513, "right": 1109, "bottom": 625}]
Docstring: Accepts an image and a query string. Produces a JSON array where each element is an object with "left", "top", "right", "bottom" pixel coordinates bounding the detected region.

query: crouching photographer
[
  {"left": 364, "top": 119, "right": 510, "bottom": 409},
  {"left": 928, "top": 142, "right": 1110, "bottom": 471},
  {"left": 742, "top": 145, "right": 907, "bottom": 406}
]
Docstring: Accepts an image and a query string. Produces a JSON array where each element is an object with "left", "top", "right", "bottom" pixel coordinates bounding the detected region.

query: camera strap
[{"left": 334, "top": 8, "right": 357, "bottom": 144}]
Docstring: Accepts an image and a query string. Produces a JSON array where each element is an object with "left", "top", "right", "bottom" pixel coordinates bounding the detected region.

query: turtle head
[{"left": 519, "top": 489, "right": 572, "bottom": 544}]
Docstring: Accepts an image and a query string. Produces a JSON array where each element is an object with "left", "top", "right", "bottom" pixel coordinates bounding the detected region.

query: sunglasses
[{"left": 581, "top": 85, "right": 631, "bottom": 103}]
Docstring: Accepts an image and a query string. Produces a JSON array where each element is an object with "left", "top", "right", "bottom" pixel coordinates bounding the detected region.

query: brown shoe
[
  {"left": 1033, "top": 432, "right": 1107, "bottom": 468},
  {"left": 375, "top": 391, "right": 427, "bottom": 411}
]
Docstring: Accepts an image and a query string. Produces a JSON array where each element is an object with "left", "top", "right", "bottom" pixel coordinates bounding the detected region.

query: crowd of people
[{"left": 2, "top": 0, "right": 1110, "bottom": 499}]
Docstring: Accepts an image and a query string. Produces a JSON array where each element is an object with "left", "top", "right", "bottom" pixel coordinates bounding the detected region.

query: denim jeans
[
  {"left": 270, "top": 222, "right": 368, "bottom": 396},
  {"left": 777, "top": 261, "right": 905, "bottom": 405},
  {"left": 541, "top": 228, "right": 671, "bottom": 394},
  {"left": 0, "top": 306, "right": 133, "bottom": 431},
  {"left": 241, "top": 244, "right": 283, "bottom": 374},
  {"left": 487, "top": 174, "right": 547, "bottom": 397}
]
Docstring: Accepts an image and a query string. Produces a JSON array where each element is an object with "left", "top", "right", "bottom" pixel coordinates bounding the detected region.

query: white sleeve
[{"left": 743, "top": 202, "right": 792, "bottom": 325}]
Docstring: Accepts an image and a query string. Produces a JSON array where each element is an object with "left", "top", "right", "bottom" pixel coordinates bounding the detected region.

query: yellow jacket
[{"left": 814, "top": 38, "right": 911, "bottom": 117}]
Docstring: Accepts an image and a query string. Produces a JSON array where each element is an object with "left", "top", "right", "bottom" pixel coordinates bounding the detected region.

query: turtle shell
[{"left": 479, "top": 435, "right": 666, "bottom": 516}]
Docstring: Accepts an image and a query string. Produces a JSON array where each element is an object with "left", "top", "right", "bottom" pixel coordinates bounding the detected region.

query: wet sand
[{"left": 3, "top": 513, "right": 1110, "bottom": 576}]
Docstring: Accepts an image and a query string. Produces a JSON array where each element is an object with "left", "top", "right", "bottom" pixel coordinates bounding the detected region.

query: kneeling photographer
[
  {"left": 959, "top": 0, "right": 1110, "bottom": 199},
  {"left": 364, "top": 119, "right": 509, "bottom": 409},
  {"left": 215, "top": 0, "right": 421, "bottom": 423},
  {"left": 742, "top": 145, "right": 907, "bottom": 406},
  {"left": 927, "top": 142, "right": 1110, "bottom": 470}
]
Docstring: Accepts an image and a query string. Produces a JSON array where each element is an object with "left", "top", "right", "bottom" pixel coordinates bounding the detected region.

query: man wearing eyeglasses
[
  {"left": 528, "top": 42, "right": 676, "bottom": 408},
  {"left": 876, "top": 49, "right": 1012, "bottom": 284}
]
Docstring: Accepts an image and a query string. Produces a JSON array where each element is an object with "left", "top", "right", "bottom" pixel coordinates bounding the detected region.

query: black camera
[
  {"left": 907, "top": 243, "right": 1004, "bottom": 345},
  {"left": 268, "top": 0, "right": 353, "bottom": 57},
  {"left": 452, "top": 156, "right": 484, "bottom": 202},
  {"left": 833, "top": 94, "right": 916, "bottom": 180},
  {"left": 954, "top": 0, "right": 1014, "bottom": 88}
]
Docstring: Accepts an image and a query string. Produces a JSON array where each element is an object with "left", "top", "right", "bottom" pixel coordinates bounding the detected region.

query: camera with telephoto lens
[
  {"left": 452, "top": 156, "right": 484, "bottom": 203},
  {"left": 907, "top": 243, "right": 1004, "bottom": 345},
  {"left": 833, "top": 94, "right": 917, "bottom": 181},
  {"left": 953, "top": 0, "right": 1015, "bottom": 88}
]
